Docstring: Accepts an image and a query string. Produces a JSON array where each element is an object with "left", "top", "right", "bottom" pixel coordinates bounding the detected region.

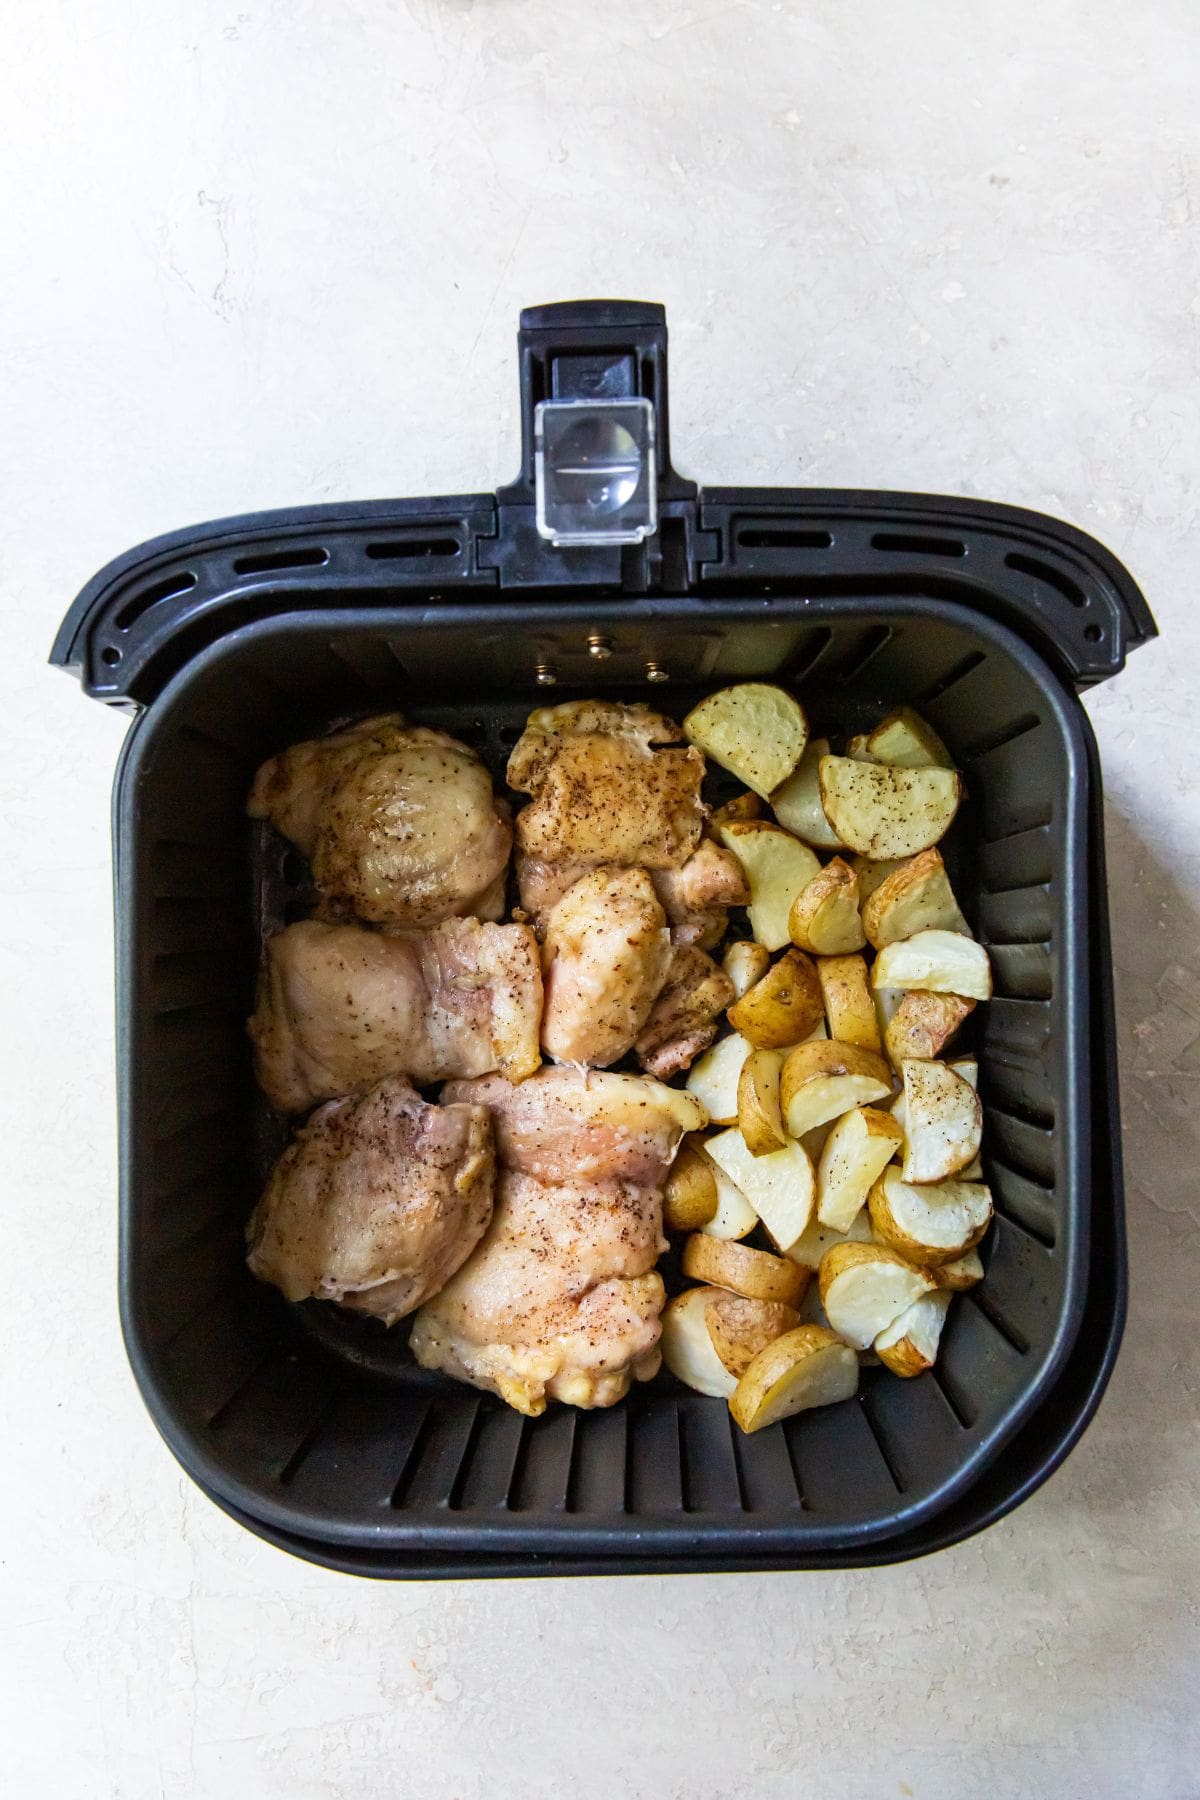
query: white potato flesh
[
  {"left": 722, "top": 939, "right": 771, "bottom": 1000},
  {"left": 851, "top": 853, "right": 903, "bottom": 899},
  {"left": 900, "top": 1059, "right": 983, "bottom": 1183},
  {"left": 818, "top": 757, "right": 963, "bottom": 859},
  {"left": 868, "top": 1167, "right": 993, "bottom": 1264},
  {"left": 871, "top": 930, "right": 992, "bottom": 1001},
  {"left": 685, "top": 1031, "right": 754, "bottom": 1124},
  {"left": 737, "top": 1049, "right": 787, "bottom": 1155},
  {"left": 729, "top": 1327, "right": 859, "bottom": 1432},
  {"left": 817, "top": 953, "right": 881, "bottom": 1053},
  {"left": 788, "top": 858, "right": 866, "bottom": 955},
  {"left": 705, "top": 1126, "right": 816, "bottom": 1253},
  {"left": 865, "top": 707, "right": 954, "bottom": 770},
  {"left": 716, "top": 821, "right": 822, "bottom": 950},
  {"left": 699, "top": 1163, "right": 760, "bottom": 1240},
  {"left": 816, "top": 1106, "right": 905, "bottom": 1232},
  {"left": 874, "top": 1288, "right": 953, "bottom": 1376},
  {"left": 660, "top": 1288, "right": 738, "bottom": 1398},
  {"left": 861, "top": 847, "right": 970, "bottom": 949},
  {"left": 770, "top": 738, "right": 845, "bottom": 849},
  {"left": 938, "top": 1247, "right": 984, "bottom": 1290},
  {"left": 684, "top": 684, "right": 809, "bottom": 799},
  {"left": 785, "top": 1209, "right": 874, "bottom": 1271},
  {"left": 818, "top": 1244, "right": 936, "bottom": 1350},
  {"left": 780, "top": 1040, "right": 893, "bottom": 1138}
]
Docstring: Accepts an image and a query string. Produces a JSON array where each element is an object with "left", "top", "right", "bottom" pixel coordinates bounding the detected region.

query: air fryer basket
[{"left": 53, "top": 301, "right": 1154, "bottom": 1572}]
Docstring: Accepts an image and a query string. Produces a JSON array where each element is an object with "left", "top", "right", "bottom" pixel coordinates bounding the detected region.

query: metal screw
[
  {"left": 587, "top": 633, "right": 614, "bottom": 660},
  {"left": 535, "top": 663, "right": 557, "bottom": 687},
  {"left": 645, "top": 661, "right": 669, "bottom": 683}
]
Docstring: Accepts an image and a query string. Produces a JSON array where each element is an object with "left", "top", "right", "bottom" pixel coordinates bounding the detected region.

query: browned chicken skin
[
  {"left": 246, "top": 1074, "right": 495, "bottom": 1326},
  {"left": 248, "top": 916, "right": 542, "bottom": 1113},
  {"left": 248, "top": 713, "right": 512, "bottom": 926},
  {"left": 410, "top": 1069, "right": 704, "bottom": 1414},
  {"left": 635, "top": 944, "right": 737, "bottom": 1078}
]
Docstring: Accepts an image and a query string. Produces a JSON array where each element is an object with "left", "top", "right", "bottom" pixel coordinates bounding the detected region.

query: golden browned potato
[
  {"left": 900, "top": 1058, "right": 982, "bottom": 1183},
  {"left": 884, "top": 990, "right": 976, "bottom": 1067},
  {"left": 850, "top": 853, "right": 903, "bottom": 901},
  {"left": 770, "top": 738, "right": 844, "bottom": 850},
  {"left": 818, "top": 758, "right": 963, "bottom": 859},
  {"left": 818, "top": 1241, "right": 937, "bottom": 1349},
  {"left": 663, "top": 1138, "right": 720, "bottom": 1232},
  {"left": 708, "top": 790, "right": 764, "bottom": 832},
  {"left": 874, "top": 1289, "right": 953, "bottom": 1376},
  {"left": 865, "top": 706, "right": 953, "bottom": 770},
  {"left": 780, "top": 1039, "right": 893, "bottom": 1139},
  {"left": 682, "top": 1233, "right": 809, "bottom": 1307},
  {"left": 704, "top": 1291, "right": 803, "bottom": 1378},
  {"left": 705, "top": 1126, "right": 816, "bottom": 1252},
  {"left": 737, "top": 1049, "right": 787, "bottom": 1155},
  {"left": 872, "top": 930, "right": 992, "bottom": 1001},
  {"left": 861, "top": 847, "right": 969, "bottom": 949},
  {"left": 715, "top": 821, "right": 822, "bottom": 949},
  {"left": 868, "top": 1167, "right": 993, "bottom": 1265},
  {"left": 684, "top": 1031, "right": 753, "bottom": 1124},
  {"left": 784, "top": 1208, "right": 873, "bottom": 1271},
  {"left": 684, "top": 684, "right": 809, "bottom": 798},
  {"left": 787, "top": 857, "right": 866, "bottom": 955},
  {"left": 817, "top": 953, "right": 882, "bottom": 1053},
  {"left": 845, "top": 734, "right": 879, "bottom": 763},
  {"left": 937, "top": 1247, "right": 984, "bottom": 1290},
  {"left": 722, "top": 939, "right": 772, "bottom": 1000},
  {"left": 660, "top": 1288, "right": 739, "bottom": 1397},
  {"left": 729, "top": 1325, "right": 859, "bottom": 1432},
  {"left": 816, "top": 1105, "right": 905, "bottom": 1232},
  {"left": 727, "top": 947, "right": 824, "bottom": 1049}
]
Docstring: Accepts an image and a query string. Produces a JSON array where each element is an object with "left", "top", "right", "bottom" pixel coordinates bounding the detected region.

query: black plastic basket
[{"left": 52, "top": 302, "right": 1154, "bottom": 1575}]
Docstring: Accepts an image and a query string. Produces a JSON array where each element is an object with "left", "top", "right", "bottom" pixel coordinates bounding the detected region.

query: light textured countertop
[{"left": 4, "top": 3, "right": 1198, "bottom": 1795}]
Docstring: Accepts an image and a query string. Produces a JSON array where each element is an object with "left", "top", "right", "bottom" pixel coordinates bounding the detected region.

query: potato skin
[
  {"left": 727, "top": 948, "right": 823, "bottom": 1048},
  {"left": 682, "top": 1234, "right": 809, "bottom": 1307}
]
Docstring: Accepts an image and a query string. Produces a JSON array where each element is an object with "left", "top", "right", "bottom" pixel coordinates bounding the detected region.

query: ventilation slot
[
  {"left": 787, "top": 626, "right": 834, "bottom": 681},
  {"left": 857, "top": 1392, "right": 906, "bottom": 1493},
  {"left": 835, "top": 624, "right": 893, "bottom": 682},
  {"left": 1005, "top": 552, "right": 1086, "bottom": 608},
  {"left": 967, "top": 1287, "right": 1031, "bottom": 1356},
  {"left": 112, "top": 569, "right": 198, "bottom": 631},
  {"left": 915, "top": 650, "right": 986, "bottom": 705},
  {"left": 365, "top": 536, "right": 461, "bottom": 560},
  {"left": 232, "top": 546, "right": 329, "bottom": 576},
  {"left": 736, "top": 525, "right": 834, "bottom": 550},
  {"left": 871, "top": 531, "right": 966, "bottom": 558},
  {"left": 959, "top": 712, "right": 1040, "bottom": 761}
]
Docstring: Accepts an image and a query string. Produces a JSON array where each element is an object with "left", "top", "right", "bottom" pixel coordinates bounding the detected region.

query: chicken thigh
[
  {"left": 247, "top": 1074, "right": 494, "bottom": 1325},
  {"left": 249, "top": 916, "right": 542, "bottom": 1113},
  {"left": 634, "top": 944, "right": 736, "bottom": 1078},
  {"left": 249, "top": 713, "right": 512, "bottom": 926},
  {"left": 410, "top": 1068, "right": 704, "bottom": 1414},
  {"left": 539, "top": 867, "right": 673, "bottom": 1067}
]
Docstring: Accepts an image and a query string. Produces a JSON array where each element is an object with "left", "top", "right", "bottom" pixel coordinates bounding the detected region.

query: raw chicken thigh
[
  {"left": 249, "top": 916, "right": 542, "bottom": 1113},
  {"left": 410, "top": 1069, "right": 703, "bottom": 1415},
  {"left": 247, "top": 1074, "right": 494, "bottom": 1326},
  {"left": 249, "top": 713, "right": 512, "bottom": 926}
]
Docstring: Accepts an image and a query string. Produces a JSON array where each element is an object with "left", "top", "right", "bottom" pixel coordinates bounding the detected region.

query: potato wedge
[
  {"left": 722, "top": 939, "right": 771, "bottom": 1000},
  {"left": 868, "top": 1167, "right": 993, "bottom": 1264},
  {"left": 685, "top": 684, "right": 809, "bottom": 799},
  {"left": 788, "top": 857, "right": 866, "bottom": 955},
  {"left": 900, "top": 1059, "right": 983, "bottom": 1183},
  {"left": 937, "top": 1247, "right": 984, "bottom": 1290},
  {"left": 845, "top": 733, "right": 879, "bottom": 763},
  {"left": 817, "top": 953, "right": 881, "bottom": 1053},
  {"left": 704, "top": 1291, "right": 803, "bottom": 1378},
  {"left": 874, "top": 1289, "right": 953, "bottom": 1377},
  {"left": 884, "top": 990, "right": 976, "bottom": 1067},
  {"left": 729, "top": 1325, "right": 858, "bottom": 1433},
  {"left": 737, "top": 1049, "right": 787, "bottom": 1155},
  {"left": 948, "top": 1056, "right": 978, "bottom": 1089},
  {"left": 726, "top": 947, "right": 823, "bottom": 1048},
  {"left": 705, "top": 1127, "right": 816, "bottom": 1252},
  {"left": 861, "top": 847, "right": 969, "bottom": 949},
  {"left": 816, "top": 1105, "right": 905, "bottom": 1232},
  {"left": 708, "top": 791, "right": 764, "bottom": 832},
  {"left": 872, "top": 929, "right": 992, "bottom": 1001},
  {"left": 873, "top": 985, "right": 906, "bottom": 1046},
  {"left": 699, "top": 1163, "right": 759, "bottom": 1240},
  {"left": 818, "top": 757, "right": 963, "bottom": 859},
  {"left": 663, "top": 1138, "right": 720, "bottom": 1232},
  {"left": 786, "top": 1209, "right": 873, "bottom": 1271},
  {"left": 780, "top": 1039, "right": 893, "bottom": 1138},
  {"left": 682, "top": 1234, "right": 809, "bottom": 1307},
  {"left": 685, "top": 1031, "right": 753, "bottom": 1124},
  {"left": 660, "top": 1288, "right": 738, "bottom": 1397},
  {"left": 770, "top": 738, "right": 844, "bottom": 850},
  {"left": 865, "top": 706, "right": 954, "bottom": 770},
  {"left": 818, "top": 1241, "right": 937, "bottom": 1349},
  {"left": 851, "top": 853, "right": 903, "bottom": 901},
  {"left": 716, "top": 821, "right": 822, "bottom": 950}
]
